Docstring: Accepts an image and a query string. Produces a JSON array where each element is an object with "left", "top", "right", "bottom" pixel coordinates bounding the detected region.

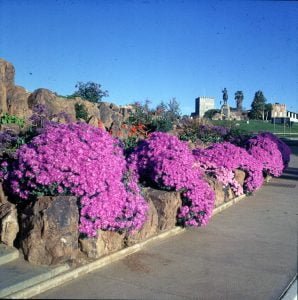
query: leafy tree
[
  {"left": 166, "top": 98, "right": 181, "bottom": 121},
  {"left": 264, "top": 103, "right": 273, "bottom": 121},
  {"left": 250, "top": 90, "right": 267, "bottom": 120},
  {"left": 204, "top": 109, "right": 220, "bottom": 119},
  {"left": 72, "top": 81, "right": 108, "bottom": 103}
]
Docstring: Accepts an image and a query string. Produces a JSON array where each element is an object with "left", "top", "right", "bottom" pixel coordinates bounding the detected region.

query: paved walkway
[{"left": 36, "top": 148, "right": 298, "bottom": 300}]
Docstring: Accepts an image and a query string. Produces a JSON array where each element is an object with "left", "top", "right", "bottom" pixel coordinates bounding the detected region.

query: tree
[
  {"left": 264, "top": 103, "right": 273, "bottom": 121},
  {"left": 203, "top": 109, "right": 220, "bottom": 119},
  {"left": 234, "top": 91, "right": 244, "bottom": 111},
  {"left": 166, "top": 98, "right": 181, "bottom": 121},
  {"left": 72, "top": 81, "right": 108, "bottom": 103},
  {"left": 250, "top": 90, "right": 267, "bottom": 120}
]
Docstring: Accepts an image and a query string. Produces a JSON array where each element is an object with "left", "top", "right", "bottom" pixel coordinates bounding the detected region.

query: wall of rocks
[{"left": 0, "top": 170, "right": 246, "bottom": 266}]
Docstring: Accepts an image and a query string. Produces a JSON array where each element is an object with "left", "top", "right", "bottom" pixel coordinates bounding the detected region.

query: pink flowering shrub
[
  {"left": 193, "top": 142, "right": 264, "bottom": 195},
  {"left": 257, "top": 132, "right": 291, "bottom": 168},
  {"left": 128, "top": 132, "right": 215, "bottom": 227},
  {"left": 245, "top": 133, "right": 287, "bottom": 177},
  {"left": 6, "top": 122, "right": 148, "bottom": 237}
]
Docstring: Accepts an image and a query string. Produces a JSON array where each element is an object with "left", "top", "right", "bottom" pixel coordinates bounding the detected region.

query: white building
[{"left": 194, "top": 96, "right": 215, "bottom": 117}]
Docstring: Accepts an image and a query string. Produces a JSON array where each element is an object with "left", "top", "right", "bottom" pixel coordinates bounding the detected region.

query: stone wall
[{"left": 0, "top": 169, "right": 252, "bottom": 266}]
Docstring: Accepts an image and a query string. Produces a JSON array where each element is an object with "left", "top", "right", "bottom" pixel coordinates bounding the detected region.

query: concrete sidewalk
[{"left": 35, "top": 150, "right": 298, "bottom": 300}]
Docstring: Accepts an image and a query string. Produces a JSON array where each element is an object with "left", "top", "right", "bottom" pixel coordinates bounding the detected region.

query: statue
[{"left": 222, "top": 88, "right": 228, "bottom": 106}]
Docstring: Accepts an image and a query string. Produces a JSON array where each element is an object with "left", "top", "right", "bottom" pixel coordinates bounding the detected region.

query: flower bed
[{"left": 0, "top": 122, "right": 291, "bottom": 266}]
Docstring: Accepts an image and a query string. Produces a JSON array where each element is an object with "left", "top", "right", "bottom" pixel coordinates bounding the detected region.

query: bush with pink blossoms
[
  {"left": 193, "top": 142, "right": 264, "bottom": 195},
  {"left": 245, "top": 133, "right": 287, "bottom": 177},
  {"left": 128, "top": 132, "right": 215, "bottom": 227},
  {"left": 256, "top": 132, "right": 291, "bottom": 168},
  {"left": 5, "top": 122, "right": 148, "bottom": 237}
]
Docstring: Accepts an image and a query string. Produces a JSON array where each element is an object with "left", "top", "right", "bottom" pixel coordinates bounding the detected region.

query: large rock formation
[
  {"left": 19, "top": 196, "right": 79, "bottom": 265},
  {"left": 0, "top": 183, "right": 19, "bottom": 246},
  {"left": 0, "top": 58, "right": 132, "bottom": 132},
  {"left": 125, "top": 197, "right": 159, "bottom": 246},
  {"left": 145, "top": 188, "right": 182, "bottom": 231},
  {"left": 0, "top": 58, "right": 15, "bottom": 114},
  {"left": 79, "top": 230, "right": 125, "bottom": 260}
]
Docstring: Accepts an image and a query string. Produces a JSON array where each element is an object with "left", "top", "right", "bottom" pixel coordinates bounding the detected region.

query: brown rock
[
  {"left": 0, "top": 82, "right": 8, "bottom": 114},
  {"left": 0, "top": 58, "right": 15, "bottom": 86},
  {"left": 224, "top": 186, "right": 235, "bottom": 201},
  {"left": 206, "top": 176, "right": 225, "bottom": 207},
  {"left": 145, "top": 188, "right": 182, "bottom": 231},
  {"left": 7, "top": 85, "right": 30, "bottom": 118},
  {"left": 0, "top": 202, "right": 19, "bottom": 246},
  {"left": 79, "top": 230, "right": 124, "bottom": 259},
  {"left": 19, "top": 196, "right": 79, "bottom": 265},
  {"left": 87, "top": 115, "right": 99, "bottom": 127},
  {"left": 125, "top": 197, "right": 159, "bottom": 246},
  {"left": 234, "top": 169, "right": 246, "bottom": 187}
]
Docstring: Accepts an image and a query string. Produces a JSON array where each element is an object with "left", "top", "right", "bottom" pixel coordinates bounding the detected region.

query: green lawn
[{"left": 211, "top": 119, "right": 298, "bottom": 136}]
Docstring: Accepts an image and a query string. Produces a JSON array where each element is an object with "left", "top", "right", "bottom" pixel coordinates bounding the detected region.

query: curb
[
  {"left": 0, "top": 245, "right": 19, "bottom": 266},
  {"left": 0, "top": 264, "right": 70, "bottom": 298},
  {"left": 5, "top": 193, "right": 248, "bottom": 299}
]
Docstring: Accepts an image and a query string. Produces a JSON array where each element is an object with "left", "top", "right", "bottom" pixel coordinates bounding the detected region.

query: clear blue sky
[{"left": 0, "top": 0, "right": 297, "bottom": 115}]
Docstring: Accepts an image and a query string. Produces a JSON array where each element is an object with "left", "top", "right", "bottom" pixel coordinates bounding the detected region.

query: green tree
[
  {"left": 264, "top": 103, "right": 273, "bottom": 121},
  {"left": 166, "top": 97, "right": 181, "bottom": 121},
  {"left": 203, "top": 109, "right": 220, "bottom": 119},
  {"left": 72, "top": 81, "right": 108, "bottom": 103},
  {"left": 250, "top": 90, "right": 267, "bottom": 120}
]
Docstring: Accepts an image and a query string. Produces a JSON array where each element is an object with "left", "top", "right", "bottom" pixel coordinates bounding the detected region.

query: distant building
[
  {"left": 271, "top": 103, "right": 298, "bottom": 124},
  {"left": 272, "top": 103, "right": 287, "bottom": 118},
  {"left": 192, "top": 96, "right": 215, "bottom": 117}
]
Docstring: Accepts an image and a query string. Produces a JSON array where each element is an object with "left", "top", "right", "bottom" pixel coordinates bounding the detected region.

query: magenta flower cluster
[
  {"left": 245, "top": 132, "right": 289, "bottom": 177},
  {"left": 8, "top": 122, "right": 148, "bottom": 237},
  {"left": 128, "top": 132, "right": 215, "bottom": 227},
  {"left": 193, "top": 142, "right": 264, "bottom": 195}
]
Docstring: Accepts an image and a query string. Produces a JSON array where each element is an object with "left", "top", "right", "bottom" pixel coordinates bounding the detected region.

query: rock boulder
[
  {"left": 19, "top": 196, "right": 79, "bottom": 265},
  {"left": 145, "top": 188, "right": 182, "bottom": 231}
]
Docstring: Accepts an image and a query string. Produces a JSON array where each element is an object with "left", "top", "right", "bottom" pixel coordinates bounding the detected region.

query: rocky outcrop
[
  {"left": 79, "top": 230, "right": 124, "bottom": 259},
  {"left": 7, "top": 85, "right": 31, "bottom": 117},
  {"left": 0, "top": 59, "right": 130, "bottom": 132},
  {"left": 206, "top": 177, "right": 225, "bottom": 207},
  {"left": 125, "top": 197, "right": 159, "bottom": 246},
  {"left": 0, "top": 59, "right": 15, "bottom": 114},
  {"left": 145, "top": 188, "right": 182, "bottom": 231},
  {"left": 0, "top": 183, "right": 19, "bottom": 246},
  {"left": 19, "top": 196, "right": 79, "bottom": 265},
  {"left": 234, "top": 169, "right": 246, "bottom": 187}
]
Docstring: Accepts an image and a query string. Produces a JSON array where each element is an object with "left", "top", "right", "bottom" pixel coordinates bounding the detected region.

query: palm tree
[{"left": 234, "top": 91, "right": 244, "bottom": 111}]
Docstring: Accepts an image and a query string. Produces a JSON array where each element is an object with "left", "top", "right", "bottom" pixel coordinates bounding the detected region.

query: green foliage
[
  {"left": 0, "top": 113, "right": 25, "bottom": 128},
  {"left": 250, "top": 90, "right": 267, "bottom": 120},
  {"left": 128, "top": 100, "right": 153, "bottom": 126},
  {"left": 74, "top": 103, "right": 89, "bottom": 121},
  {"left": 203, "top": 109, "right": 220, "bottom": 119},
  {"left": 165, "top": 98, "right": 181, "bottom": 121},
  {"left": 72, "top": 81, "right": 109, "bottom": 103},
  {"left": 151, "top": 117, "right": 173, "bottom": 132}
]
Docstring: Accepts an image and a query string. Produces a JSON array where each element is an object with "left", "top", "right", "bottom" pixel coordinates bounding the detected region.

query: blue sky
[{"left": 0, "top": 0, "right": 297, "bottom": 115}]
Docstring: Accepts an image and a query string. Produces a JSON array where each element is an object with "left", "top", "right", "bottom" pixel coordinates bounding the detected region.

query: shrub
[
  {"left": 245, "top": 133, "right": 286, "bottom": 177},
  {"left": 0, "top": 113, "right": 25, "bottom": 128},
  {"left": 74, "top": 103, "right": 89, "bottom": 121},
  {"left": 5, "top": 122, "right": 148, "bottom": 237},
  {"left": 128, "top": 132, "right": 215, "bottom": 227},
  {"left": 193, "top": 142, "right": 264, "bottom": 195}
]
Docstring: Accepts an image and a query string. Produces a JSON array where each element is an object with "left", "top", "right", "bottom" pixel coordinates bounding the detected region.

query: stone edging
[{"left": 5, "top": 193, "right": 248, "bottom": 299}]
